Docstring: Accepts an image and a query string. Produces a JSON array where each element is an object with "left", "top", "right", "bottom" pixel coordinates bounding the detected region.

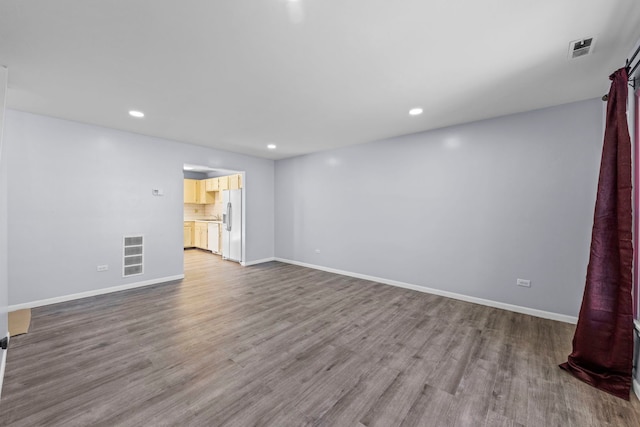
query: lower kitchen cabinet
[
  {"left": 194, "top": 222, "right": 208, "bottom": 250},
  {"left": 184, "top": 222, "right": 194, "bottom": 248}
]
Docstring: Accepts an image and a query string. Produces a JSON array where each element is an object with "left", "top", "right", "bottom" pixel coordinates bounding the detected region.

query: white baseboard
[
  {"left": 0, "top": 332, "right": 9, "bottom": 400},
  {"left": 274, "top": 258, "right": 578, "bottom": 324},
  {"left": 7, "top": 274, "right": 184, "bottom": 311},
  {"left": 241, "top": 257, "right": 276, "bottom": 267}
]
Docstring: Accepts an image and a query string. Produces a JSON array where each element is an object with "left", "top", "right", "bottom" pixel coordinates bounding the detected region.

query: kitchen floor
[{"left": 1, "top": 250, "right": 639, "bottom": 426}]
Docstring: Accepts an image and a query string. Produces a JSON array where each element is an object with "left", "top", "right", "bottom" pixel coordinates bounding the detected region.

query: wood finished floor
[{"left": 1, "top": 250, "right": 640, "bottom": 426}]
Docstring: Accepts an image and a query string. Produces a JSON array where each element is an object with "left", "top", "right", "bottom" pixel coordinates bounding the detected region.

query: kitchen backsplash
[
  {"left": 184, "top": 202, "right": 224, "bottom": 220},
  {"left": 206, "top": 202, "right": 224, "bottom": 218},
  {"left": 183, "top": 204, "right": 203, "bottom": 220}
]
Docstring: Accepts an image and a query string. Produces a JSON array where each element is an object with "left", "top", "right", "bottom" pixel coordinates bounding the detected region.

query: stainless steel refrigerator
[{"left": 222, "top": 189, "right": 242, "bottom": 262}]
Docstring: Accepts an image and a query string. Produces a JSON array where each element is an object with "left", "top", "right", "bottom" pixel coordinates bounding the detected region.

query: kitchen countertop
[{"left": 185, "top": 219, "right": 222, "bottom": 223}]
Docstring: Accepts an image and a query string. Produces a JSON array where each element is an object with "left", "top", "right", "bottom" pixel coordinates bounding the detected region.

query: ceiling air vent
[
  {"left": 123, "top": 235, "right": 144, "bottom": 277},
  {"left": 568, "top": 37, "right": 595, "bottom": 59}
]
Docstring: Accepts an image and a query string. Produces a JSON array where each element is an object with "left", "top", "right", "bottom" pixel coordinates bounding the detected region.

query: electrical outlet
[
  {"left": 517, "top": 278, "right": 531, "bottom": 288},
  {"left": 97, "top": 265, "right": 109, "bottom": 272}
]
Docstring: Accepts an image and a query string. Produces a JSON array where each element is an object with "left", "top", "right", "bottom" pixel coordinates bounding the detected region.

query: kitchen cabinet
[
  {"left": 184, "top": 179, "right": 198, "bottom": 203},
  {"left": 185, "top": 175, "right": 241, "bottom": 206},
  {"left": 183, "top": 222, "right": 194, "bottom": 248},
  {"left": 185, "top": 179, "right": 215, "bottom": 204},
  {"left": 194, "top": 222, "right": 208, "bottom": 250},
  {"left": 205, "top": 177, "right": 218, "bottom": 191},
  {"left": 198, "top": 180, "right": 215, "bottom": 204},
  {"left": 229, "top": 174, "right": 242, "bottom": 190},
  {"left": 218, "top": 175, "right": 229, "bottom": 191},
  {"left": 216, "top": 174, "right": 242, "bottom": 191}
]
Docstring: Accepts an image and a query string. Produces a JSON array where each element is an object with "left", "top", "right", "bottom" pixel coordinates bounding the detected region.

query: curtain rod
[
  {"left": 601, "top": 45, "right": 640, "bottom": 101},
  {"left": 626, "top": 43, "right": 640, "bottom": 79}
]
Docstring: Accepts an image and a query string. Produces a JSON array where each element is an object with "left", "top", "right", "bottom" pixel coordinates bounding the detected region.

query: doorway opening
[{"left": 182, "top": 164, "right": 245, "bottom": 269}]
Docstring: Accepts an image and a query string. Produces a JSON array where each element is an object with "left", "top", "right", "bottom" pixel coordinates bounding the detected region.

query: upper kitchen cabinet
[
  {"left": 218, "top": 176, "right": 229, "bottom": 191},
  {"left": 184, "top": 179, "right": 215, "bottom": 204},
  {"left": 185, "top": 175, "right": 241, "bottom": 204},
  {"left": 184, "top": 179, "right": 198, "bottom": 203},
  {"left": 205, "top": 177, "right": 218, "bottom": 192},
  {"left": 229, "top": 174, "right": 242, "bottom": 190},
  {"left": 198, "top": 180, "right": 215, "bottom": 204}
]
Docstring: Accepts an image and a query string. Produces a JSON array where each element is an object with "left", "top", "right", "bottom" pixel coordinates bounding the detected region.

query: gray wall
[
  {"left": 183, "top": 171, "right": 208, "bottom": 180},
  {"left": 5, "top": 110, "right": 275, "bottom": 305},
  {"left": 0, "top": 68, "right": 7, "bottom": 338},
  {"left": 275, "top": 99, "right": 603, "bottom": 317}
]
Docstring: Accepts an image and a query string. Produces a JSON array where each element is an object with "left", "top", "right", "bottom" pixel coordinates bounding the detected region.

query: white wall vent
[
  {"left": 123, "top": 235, "right": 144, "bottom": 277},
  {"left": 568, "top": 37, "right": 595, "bottom": 59}
]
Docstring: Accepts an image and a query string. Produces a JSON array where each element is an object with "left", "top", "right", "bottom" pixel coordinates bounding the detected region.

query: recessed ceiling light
[
  {"left": 267, "top": 144, "right": 277, "bottom": 150},
  {"left": 409, "top": 108, "right": 423, "bottom": 116},
  {"left": 129, "top": 110, "right": 145, "bottom": 118},
  {"left": 184, "top": 166, "right": 194, "bottom": 170}
]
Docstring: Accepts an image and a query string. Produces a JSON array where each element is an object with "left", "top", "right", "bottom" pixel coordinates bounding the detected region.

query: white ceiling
[{"left": 1, "top": 1, "right": 639, "bottom": 160}]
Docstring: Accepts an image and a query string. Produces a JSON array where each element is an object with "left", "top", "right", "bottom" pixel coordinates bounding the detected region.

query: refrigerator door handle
[{"left": 226, "top": 202, "right": 232, "bottom": 231}]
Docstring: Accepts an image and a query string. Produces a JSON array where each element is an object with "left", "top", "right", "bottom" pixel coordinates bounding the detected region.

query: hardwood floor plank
[
  {"left": 424, "top": 325, "right": 482, "bottom": 395},
  {"left": 484, "top": 410, "right": 525, "bottom": 427},
  {"left": 489, "top": 341, "right": 529, "bottom": 425},
  {"left": 399, "top": 384, "right": 454, "bottom": 427},
  {"left": 311, "top": 364, "right": 401, "bottom": 426},
  {"left": 359, "top": 356, "right": 441, "bottom": 426}
]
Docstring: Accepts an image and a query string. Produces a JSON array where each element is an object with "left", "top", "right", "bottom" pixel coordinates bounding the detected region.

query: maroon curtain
[{"left": 559, "top": 68, "right": 634, "bottom": 400}]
